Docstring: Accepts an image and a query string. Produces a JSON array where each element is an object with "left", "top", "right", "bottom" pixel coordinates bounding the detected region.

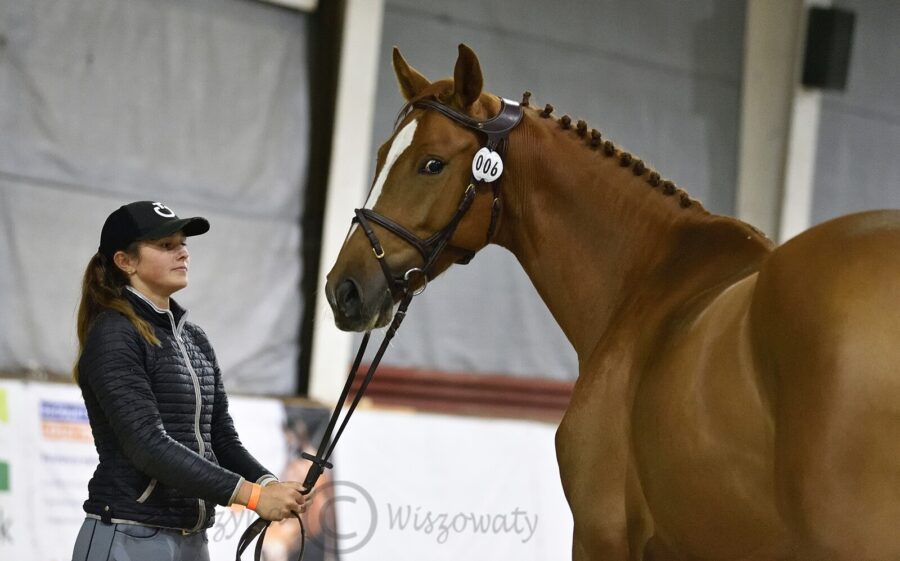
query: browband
[{"left": 413, "top": 98, "right": 524, "bottom": 147}]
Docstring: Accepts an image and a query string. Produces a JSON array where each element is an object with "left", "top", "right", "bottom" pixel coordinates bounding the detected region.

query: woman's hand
[{"left": 240, "top": 481, "right": 307, "bottom": 521}]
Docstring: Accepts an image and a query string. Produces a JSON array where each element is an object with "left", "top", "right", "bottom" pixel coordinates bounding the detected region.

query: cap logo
[{"left": 152, "top": 202, "right": 175, "bottom": 218}]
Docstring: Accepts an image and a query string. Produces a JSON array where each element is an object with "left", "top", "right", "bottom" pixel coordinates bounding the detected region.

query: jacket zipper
[
  {"left": 166, "top": 310, "right": 207, "bottom": 534},
  {"left": 124, "top": 287, "right": 208, "bottom": 533}
]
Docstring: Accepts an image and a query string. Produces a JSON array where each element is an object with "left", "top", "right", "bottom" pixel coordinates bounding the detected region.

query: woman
[{"left": 71, "top": 201, "right": 306, "bottom": 561}]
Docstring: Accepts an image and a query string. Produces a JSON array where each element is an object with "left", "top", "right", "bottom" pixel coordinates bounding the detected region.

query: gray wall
[
  {"left": 0, "top": 0, "right": 310, "bottom": 394},
  {"left": 811, "top": 0, "right": 900, "bottom": 224},
  {"left": 364, "top": 0, "right": 747, "bottom": 380}
]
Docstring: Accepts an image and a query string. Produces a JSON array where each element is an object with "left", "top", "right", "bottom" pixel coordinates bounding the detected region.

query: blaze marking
[{"left": 348, "top": 119, "right": 419, "bottom": 241}]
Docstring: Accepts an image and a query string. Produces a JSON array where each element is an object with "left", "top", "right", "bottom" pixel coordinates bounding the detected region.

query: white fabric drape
[{"left": 0, "top": 0, "right": 310, "bottom": 394}]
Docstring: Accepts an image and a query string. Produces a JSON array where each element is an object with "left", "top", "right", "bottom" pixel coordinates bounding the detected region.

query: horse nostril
[{"left": 336, "top": 279, "right": 363, "bottom": 319}]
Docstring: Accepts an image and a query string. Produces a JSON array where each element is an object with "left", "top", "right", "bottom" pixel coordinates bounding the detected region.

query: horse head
[{"left": 325, "top": 44, "right": 513, "bottom": 332}]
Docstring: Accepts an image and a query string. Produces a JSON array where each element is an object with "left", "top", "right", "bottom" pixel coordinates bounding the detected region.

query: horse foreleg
[
  {"left": 569, "top": 512, "right": 630, "bottom": 561},
  {"left": 557, "top": 374, "right": 649, "bottom": 561}
]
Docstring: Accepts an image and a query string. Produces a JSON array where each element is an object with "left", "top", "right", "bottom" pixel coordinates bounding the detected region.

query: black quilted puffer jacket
[{"left": 77, "top": 286, "right": 276, "bottom": 533}]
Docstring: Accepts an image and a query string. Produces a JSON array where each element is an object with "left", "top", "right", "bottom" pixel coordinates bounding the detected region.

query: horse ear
[
  {"left": 393, "top": 47, "right": 430, "bottom": 101},
  {"left": 452, "top": 44, "right": 483, "bottom": 109}
]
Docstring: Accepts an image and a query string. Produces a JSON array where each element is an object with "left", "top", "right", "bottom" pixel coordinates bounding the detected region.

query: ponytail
[{"left": 73, "top": 247, "right": 160, "bottom": 382}]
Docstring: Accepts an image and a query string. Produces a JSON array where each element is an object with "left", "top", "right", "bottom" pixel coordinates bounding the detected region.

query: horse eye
[{"left": 420, "top": 159, "right": 445, "bottom": 175}]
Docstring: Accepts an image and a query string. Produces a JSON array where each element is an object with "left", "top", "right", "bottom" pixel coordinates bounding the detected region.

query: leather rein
[{"left": 235, "top": 96, "right": 523, "bottom": 561}]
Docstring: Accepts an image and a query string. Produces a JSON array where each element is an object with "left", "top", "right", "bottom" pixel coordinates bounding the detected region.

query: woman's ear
[{"left": 113, "top": 250, "right": 135, "bottom": 276}]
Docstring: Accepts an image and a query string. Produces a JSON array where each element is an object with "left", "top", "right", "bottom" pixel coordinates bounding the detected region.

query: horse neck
[{"left": 493, "top": 109, "right": 773, "bottom": 360}]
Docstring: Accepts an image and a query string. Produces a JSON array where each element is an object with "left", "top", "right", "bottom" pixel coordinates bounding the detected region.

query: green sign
[{"left": 0, "top": 462, "right": 8, "bottom": 491}]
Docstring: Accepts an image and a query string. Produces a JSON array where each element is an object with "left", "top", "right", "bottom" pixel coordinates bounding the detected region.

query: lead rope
[{"left": 235, "top": 292, "right": 415, "bottom": 561}]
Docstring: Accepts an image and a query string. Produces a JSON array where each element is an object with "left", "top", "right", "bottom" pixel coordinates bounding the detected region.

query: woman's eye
[{"left": 420, "top": 159, "right": 445, "bottom": 175}]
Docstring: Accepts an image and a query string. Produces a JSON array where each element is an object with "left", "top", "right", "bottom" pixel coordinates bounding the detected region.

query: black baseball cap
[{"left": 98, "top": 201, "right": 210, "bottom": 260}]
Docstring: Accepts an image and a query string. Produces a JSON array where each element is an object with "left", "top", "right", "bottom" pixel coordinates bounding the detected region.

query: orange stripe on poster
[{"left": 41, "top": 421, "right": 94, "bottom": 442}]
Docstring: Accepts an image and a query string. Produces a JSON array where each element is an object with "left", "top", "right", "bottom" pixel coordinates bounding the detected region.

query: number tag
[{"left": 471, "top": 147, "right": 504, "bottom": 183}]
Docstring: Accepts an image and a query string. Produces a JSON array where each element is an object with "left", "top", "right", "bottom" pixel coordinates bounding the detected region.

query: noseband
[{"left": 353, "top": 97, "right": 524, "bottom": 296}]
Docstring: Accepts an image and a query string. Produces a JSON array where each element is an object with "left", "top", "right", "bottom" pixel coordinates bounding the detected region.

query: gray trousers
[{"left": 71, "top": 517, "right": 210, "bottom": 561}]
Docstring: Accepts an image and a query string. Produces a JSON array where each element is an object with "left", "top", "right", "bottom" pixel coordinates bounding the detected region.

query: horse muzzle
[{"left": 325, "top": 273, "right": 394, "bottom": 332}]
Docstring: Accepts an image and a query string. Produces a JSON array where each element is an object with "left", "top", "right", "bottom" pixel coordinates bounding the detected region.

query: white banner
[
  {"left": 0, "top": 381, "right": 30, "bottom": 560},
  {"left": 0, "top": 381, "right": 290, "bottom": 561},
  {"left": 331, "top": 410, "right": 573, "bottom": 560},
  {"left": 28, "top": 383, "right": 100, "bottom": 561},
  {"left": 0, "top": 383, "right": 574, "bottom": 560}
]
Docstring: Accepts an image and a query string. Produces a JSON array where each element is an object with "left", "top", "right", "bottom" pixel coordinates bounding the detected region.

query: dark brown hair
[{"left": 73, "top": 245, "right": 159, "bottom": 382}]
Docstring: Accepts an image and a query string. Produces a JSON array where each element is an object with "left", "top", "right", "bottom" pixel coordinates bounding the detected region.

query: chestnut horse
[{"left": 324, "top": 45, "right": 900, "bottom": 561}]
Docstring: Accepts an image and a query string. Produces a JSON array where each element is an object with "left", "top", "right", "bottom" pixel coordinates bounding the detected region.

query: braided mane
[
  {"left": 392, "top": 87, "right": 701, "bottom": 212},
  {"left": 522, "top": 91, "right": 699, "bottom": 210}
]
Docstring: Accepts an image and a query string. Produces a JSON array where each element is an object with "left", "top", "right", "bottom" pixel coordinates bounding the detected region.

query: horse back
[{"left": 751, "top": 208, "right": 900, "bottom": 382}]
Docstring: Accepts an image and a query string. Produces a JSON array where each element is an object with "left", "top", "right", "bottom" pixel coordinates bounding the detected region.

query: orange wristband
[{"left": 246, "top": 483, "right": 261, "bottom": 511}]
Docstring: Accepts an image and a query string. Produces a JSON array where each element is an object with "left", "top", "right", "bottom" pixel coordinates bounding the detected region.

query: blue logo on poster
[
  {"left": 40, "top": 401, "right": 89, "bottom": 423},
  {"left": 40, "top": 400, "right": 92, "bottom": 442}
]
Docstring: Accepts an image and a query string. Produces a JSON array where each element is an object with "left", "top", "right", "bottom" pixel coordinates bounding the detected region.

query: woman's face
[{"left": 127, "top": 232, "right": 191, "bottom": 298}]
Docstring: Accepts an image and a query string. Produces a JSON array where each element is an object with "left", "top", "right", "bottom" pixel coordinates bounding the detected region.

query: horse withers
[{"left": 324, "top": 44, "right": 900, "bottom": 561}]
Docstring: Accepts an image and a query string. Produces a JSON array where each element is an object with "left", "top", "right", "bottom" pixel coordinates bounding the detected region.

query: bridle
[
  {"left": 235, "top": 96, "right": 524, "bottom": 561},
  {"left": 354, "top": 97, "right": 524, "bottom": 296}
]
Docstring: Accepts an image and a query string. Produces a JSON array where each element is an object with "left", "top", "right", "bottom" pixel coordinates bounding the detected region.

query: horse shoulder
[{"left": 631, "top": 274, "right": 785, "bottom": 558}]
